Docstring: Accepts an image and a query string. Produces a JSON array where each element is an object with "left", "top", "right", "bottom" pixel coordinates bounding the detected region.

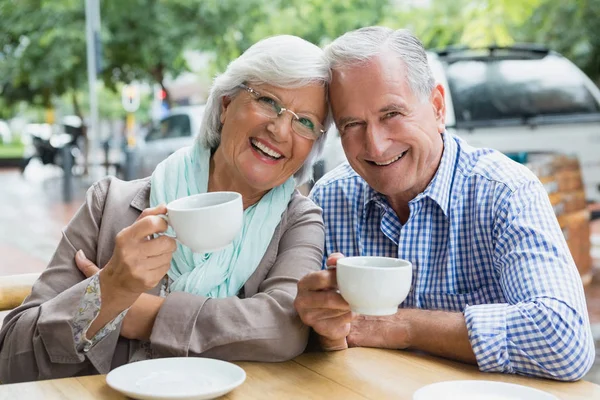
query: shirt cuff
[
  {"left": 72, "top": 273, "right": 128, "bottom": 353},
  {"left": 464, "top": 302, "right": 513, "bottom": 374}
]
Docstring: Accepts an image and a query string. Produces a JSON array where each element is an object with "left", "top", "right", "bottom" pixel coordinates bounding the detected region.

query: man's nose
[{"left": 364, "top": 124, "right": 388, "bottom": 157}]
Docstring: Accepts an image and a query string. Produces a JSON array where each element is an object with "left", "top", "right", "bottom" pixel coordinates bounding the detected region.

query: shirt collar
[
  {"left": 364, "top": 132, "right": 457, "bottom": 217},
  {"left": 130, "top": 178, "right": 152, "bottom": 212},
  {"left": 420, "top": 131, "right": 457, "bottom": 217}
]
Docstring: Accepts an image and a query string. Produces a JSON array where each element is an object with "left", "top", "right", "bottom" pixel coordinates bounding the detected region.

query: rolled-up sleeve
[
  {"left": 0, "top": 179, "right": 123, "bottom": 383},
  {"left": 150, "top": 199, "right": 325, "bottom": 362},
  {"left": 465, "top": 180, "right": 594, "bottom": 381}
]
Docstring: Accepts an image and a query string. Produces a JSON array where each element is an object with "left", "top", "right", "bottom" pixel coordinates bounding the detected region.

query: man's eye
[
  {"left": 343, "top": 121, "right": 362, "bottom": 131},
  {"left": 384, "top": 111, "right": 401, "bottom": 119}
]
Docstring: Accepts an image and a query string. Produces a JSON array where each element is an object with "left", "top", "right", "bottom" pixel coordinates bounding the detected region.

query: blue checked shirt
[{"left": 310, "top": 132, "right": 594, "bottom": 381}]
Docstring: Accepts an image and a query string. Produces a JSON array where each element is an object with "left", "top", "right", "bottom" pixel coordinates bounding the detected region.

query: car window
[
  {"left": 144, "top": 114, "right": 192, "bottom": 141},
  {"left": 164, "top": 114, "right": 192, "bottom": 139},
  {"left": 145, "top": 120, "right": 168, "bottom": 142},
  {"left": 445, "top": 55, "right": 600, "bottom": 125}
]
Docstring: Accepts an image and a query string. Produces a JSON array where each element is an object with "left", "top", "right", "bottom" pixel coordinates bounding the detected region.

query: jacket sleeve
[
  {"left": 0, "top": 179, "right": 124, "bottom": 383},
  {"left": 464, "top": 180, "right": 595, "bottom": 381},
  {"left": 149, "top": 197, "right": 325, "bottom": 362}
]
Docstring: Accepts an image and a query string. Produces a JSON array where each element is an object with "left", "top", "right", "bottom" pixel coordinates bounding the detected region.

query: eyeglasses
[{"left": 238, "top": 84, "right": 325, "bottom": 141}]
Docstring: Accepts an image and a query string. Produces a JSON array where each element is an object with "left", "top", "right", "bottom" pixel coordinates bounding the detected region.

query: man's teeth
[
  {"left": 374, "top": 151, "right": 406, "bottom": 166},
  {"left": 252, "top": 139, "right": 282, "bottom": 159}
]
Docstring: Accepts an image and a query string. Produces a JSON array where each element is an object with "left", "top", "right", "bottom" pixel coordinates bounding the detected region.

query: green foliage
[
  {"left": 1, "top": 0, "right": 598, "bottom": 120},
  {"left": 202, "top": 0, "right": 390, "bottom": 72},
  {"left": 0, "top": 142, "right": 25, "bottom": 159},
  {"left": 383, "top": 0, "right": 541, "bottom": 49},
  {"left": 0, "top": 0, "right": 87, "bottom": 108},
  {"left": 514, "top": 0, "right": 600, "bottom": 83},
  {"left": 99, "top": 0, "right": 199, "bottom": 93}
]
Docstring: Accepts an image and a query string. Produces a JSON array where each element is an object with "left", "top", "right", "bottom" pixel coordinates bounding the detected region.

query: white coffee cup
[
  {"left": 162, "top": 191, "right": 243, "bottom": 253},
  {"left": 336, "top": 256, "right": 412, "bottom": 316}
]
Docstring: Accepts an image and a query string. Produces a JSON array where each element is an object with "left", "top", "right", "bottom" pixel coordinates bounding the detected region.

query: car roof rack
[{"left": 433, "top": 43, "right": 550, "bottom": 58}]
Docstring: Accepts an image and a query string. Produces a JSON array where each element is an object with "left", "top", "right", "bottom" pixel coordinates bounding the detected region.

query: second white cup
[{"left": 336, "top": 256, "right": 412, "bottom": 316}]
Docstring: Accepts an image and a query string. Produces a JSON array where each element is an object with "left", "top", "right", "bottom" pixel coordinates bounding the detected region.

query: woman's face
[{"left": 216, "top": 82, "right": 328, "bottom": 192}]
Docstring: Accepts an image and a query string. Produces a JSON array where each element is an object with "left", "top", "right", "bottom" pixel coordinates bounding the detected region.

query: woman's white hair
[
  {"left": 199, "top": 35, "right": 333, "bottom": 185},
  {"left": 324, "top": 27, "right": 435, "bottom": 102}
]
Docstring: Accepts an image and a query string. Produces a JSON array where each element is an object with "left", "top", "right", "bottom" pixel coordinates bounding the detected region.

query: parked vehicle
[
  {"left": 21, "top": 117, "right": 84, "bottom": 172},
  {"left": 125, "top": 105, "right": 205, "bottom": 179},
  {"left": 316, "top": 45, "right": 600, "bottom": 201}
]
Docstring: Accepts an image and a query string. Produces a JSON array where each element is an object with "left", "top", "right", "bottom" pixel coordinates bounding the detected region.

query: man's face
[{"left": 329, "top": 53, "right": 446, "bottom": 203}]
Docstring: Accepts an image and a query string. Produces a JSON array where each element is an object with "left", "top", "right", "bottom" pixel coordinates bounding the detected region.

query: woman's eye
[
  {"left": 257, "top": 96, "right": 277, "bottom": 106},
  {"left": 298, "top": 117, "right": 315, "bottom": 130}
]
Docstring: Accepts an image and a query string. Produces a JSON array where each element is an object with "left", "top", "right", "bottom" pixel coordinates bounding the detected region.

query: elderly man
[{"left": 294, "top": 26, "right": 594, "bottom": 381}]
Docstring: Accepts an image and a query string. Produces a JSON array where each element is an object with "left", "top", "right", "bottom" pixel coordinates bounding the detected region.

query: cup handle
[{"left": 156, "top": 214, "right": 176, "bottom": 239}]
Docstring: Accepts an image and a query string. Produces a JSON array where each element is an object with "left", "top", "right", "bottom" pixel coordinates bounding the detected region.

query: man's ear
[
  {"left": 431, "top": 83, "right": 446, "bottom": 133},
  {"left": 220, "top": 96, "right": 232, "bottom": 125}
]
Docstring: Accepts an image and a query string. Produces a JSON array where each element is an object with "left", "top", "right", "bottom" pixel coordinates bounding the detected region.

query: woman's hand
[
  {"left": 78, "top": 204, "right": 176, "bottom": 339},
  {"left": 100, "top": 204, "right": 176, "bottom": 297},
  {"left": 75, "top": 251, "right": 165, "bottom": 341}
]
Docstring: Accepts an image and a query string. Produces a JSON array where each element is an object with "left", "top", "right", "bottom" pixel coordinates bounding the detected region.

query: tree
[
  {"left": 514, "top": 0, "right": 600, "bottom": 83},
  {"left": 0, "top": 0, "right": 87, "bottom": 113},
  {"left": 203, "top": 0, "right": 391, "bottom": 71},
  {"left": 99, "top": 0, "right": 273, "bottom": 104},
  {"left": 381, "top": 0, "right": 541, "bottom": 50}
]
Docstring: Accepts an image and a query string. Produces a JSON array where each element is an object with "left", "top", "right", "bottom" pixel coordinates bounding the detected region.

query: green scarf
[{"left": 150, "top": 141, "right": 295, "bottom": 298}]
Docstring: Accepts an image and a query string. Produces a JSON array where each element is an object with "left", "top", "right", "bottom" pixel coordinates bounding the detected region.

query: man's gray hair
[
  {"left": 199, "top": 35, "right": 332, "bottom": 185},
  {"left": 324, "top": 27, "right": 435, "bottom": 101}
]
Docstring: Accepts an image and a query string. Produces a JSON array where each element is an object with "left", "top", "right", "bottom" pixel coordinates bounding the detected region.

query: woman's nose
[{"left": 266, "top": 113, "right": 294, "bottom": 141}]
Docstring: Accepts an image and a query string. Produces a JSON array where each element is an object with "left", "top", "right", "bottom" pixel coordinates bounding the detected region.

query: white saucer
[
  {"left": 413, "top": 380, "right": 559, "bottom": 400},
  {"left": 106, "top": 357, "right": 246, "bottom": 400}
]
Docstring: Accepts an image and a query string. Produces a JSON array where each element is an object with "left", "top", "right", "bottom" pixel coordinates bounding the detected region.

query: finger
[
  {"left": 130, "top": 215, "right": 169, "bottom": 240},
  {"left": 295, "top": 289, "right": 350, "bottom": 311},
  {"left": 297, "top": 270, "right": 337, "bottom": 291},
  {"left": 302, "top": 308, "right": 355, "bottom": 326},
  {"left": 135, "top": 204, "right": 168, "bottom": 222},
  {"left": 326, "top": 252, "right": 345, "bottom": 268},
  {"left": 75, "top": 250, "right": 100, "bottom": 278},
  {"left": 142, "top": 252, "right": 174, "bottom": 272},
  {"left": 319, "top": 336, "right": 348, "bottom": 351},
  {"left": 140, "top": 235, "right": 177, "bottom": 258},
  {"left": 313, "top": 313, "right": 353, "bottom": 340}
]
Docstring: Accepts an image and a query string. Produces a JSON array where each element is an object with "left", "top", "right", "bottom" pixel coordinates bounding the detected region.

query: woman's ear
[{"left": 220, "top": 96, "right": 232, "bottom": 125}]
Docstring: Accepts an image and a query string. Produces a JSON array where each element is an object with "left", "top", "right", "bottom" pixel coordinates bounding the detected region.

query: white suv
[{"left": 317, "top": 45, "right": 600, "bottom": 201}]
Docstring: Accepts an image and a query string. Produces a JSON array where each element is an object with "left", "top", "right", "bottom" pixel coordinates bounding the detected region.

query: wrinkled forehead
[{"left": 328, "top": 56, "right": 416, "bottom": 118}]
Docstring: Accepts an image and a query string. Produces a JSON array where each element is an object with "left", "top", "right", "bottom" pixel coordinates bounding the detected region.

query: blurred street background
[{"left": 2, "top": 0, "right": 600, "bottom": 384}]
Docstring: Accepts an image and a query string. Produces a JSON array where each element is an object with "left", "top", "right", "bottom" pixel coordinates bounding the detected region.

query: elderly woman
[{"left": 0, "top": 35, "right": 331, "bottom": 383}]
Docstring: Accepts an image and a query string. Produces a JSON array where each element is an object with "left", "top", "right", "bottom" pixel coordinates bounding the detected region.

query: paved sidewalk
[{"left": 0, "top": 164, "right": 89, "bottom": 277}]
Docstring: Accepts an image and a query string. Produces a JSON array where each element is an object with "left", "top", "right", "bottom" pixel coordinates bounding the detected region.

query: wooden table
[{"left": 1, "top": 348, "right": 598, "bottom": 399}]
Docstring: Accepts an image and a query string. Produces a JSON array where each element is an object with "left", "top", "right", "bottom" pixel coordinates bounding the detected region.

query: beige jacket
[{"left": 0, "top": 177, "right": 324, "bottom": 383}]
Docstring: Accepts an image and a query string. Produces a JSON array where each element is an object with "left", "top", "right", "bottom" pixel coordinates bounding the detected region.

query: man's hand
[
  {"left": 294, "top": 253, "right": 355, "bottom": 351},
  {"left": 347, "top": 313, "right": 411, "bottom": 349},
  {"left": 349, "top": 307, "right": 477, "bottom": 365}
]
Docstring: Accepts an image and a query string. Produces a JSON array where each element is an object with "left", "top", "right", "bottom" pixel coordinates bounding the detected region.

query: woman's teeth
[
  {"left": 251, "top": 139, "right": 283, "bottom": 159},
  {"left": 374, "top": 151, "right": 407, "bottom": 166}
]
